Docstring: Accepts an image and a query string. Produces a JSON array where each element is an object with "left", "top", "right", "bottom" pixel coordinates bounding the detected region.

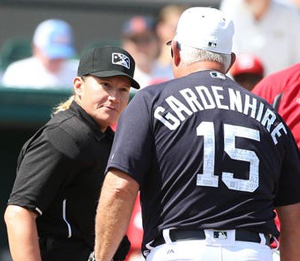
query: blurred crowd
[
  {"left": 2, "top": 1, "right": 300, "bottom": 261},
  {"left": 1, "top": 0, "right": 300, "bottom": 92},
  {"left": 0, "top": 5, "right": 188, "bottom": 91}
]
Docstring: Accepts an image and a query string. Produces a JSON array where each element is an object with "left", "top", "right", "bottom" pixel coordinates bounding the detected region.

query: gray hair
[{"left": 179, "top": 44, "right": 232, "bottom": 72}]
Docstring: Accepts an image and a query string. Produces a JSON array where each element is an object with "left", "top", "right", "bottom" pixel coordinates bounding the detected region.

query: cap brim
[
  {"left": 90, "top": 70, "right": 140, "bottom": 89},
  {"left": 44, "top": 46, "right": 75, "bottom": 59}
]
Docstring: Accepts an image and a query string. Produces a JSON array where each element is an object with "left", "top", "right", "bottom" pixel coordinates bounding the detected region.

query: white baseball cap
[
  {"left": 33, "top": 19, "right": 75, "bottom": 59},
  {"left": 172, "top": 7, "right": 234, "bottom": 55}
]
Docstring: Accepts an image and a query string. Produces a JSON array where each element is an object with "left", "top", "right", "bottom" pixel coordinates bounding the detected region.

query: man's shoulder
[
  {"left": 136, "top": 71, "right": 229, "bottom": 96},
  {"left": 257, "top": 63, "right": 300, "bottom": 88}
]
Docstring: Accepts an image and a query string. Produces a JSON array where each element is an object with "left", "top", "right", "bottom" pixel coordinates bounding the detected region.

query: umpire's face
[{"left": 73, "top": 75, "right": 131, "bottom": 132}]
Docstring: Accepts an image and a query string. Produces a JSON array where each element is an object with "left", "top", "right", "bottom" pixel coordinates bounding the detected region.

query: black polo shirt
[{"left": 8, "top": 101, "right": 114, "bottom": 246}]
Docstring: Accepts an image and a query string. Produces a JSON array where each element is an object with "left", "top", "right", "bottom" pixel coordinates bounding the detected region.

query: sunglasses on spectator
[{"left": 128, "top": 35, "right": 156, "bottom": 45}]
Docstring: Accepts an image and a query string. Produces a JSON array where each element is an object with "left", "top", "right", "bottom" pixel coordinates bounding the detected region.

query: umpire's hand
[{"left": 88, "top": 235, "right": 131, "bottom": 261}]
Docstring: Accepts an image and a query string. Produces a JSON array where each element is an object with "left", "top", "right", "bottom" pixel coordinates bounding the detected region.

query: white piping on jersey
[
  {"left": 259, "top": 233, "right": 266, "bottom": 245},
  {"left": 35, "top": 207, "right": 43, "bottom": 215},
  {"left": 144, "top": 240, "right": 154, "bottom": 256},
  {"left": 62, "top": 199, "right": 72, "bottom": 238},
  {"left": 162, "top": 228, "right": 173, "bottom": 244}
]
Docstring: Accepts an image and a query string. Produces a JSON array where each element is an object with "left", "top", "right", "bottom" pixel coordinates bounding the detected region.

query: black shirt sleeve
[{"left": 8, "top": 126, "right": 80, "bottom": 215}]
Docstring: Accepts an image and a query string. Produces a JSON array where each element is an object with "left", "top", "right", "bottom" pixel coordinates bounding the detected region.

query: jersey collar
[{"left": 69, "top": 101, "right": 114, "bottom": 141}]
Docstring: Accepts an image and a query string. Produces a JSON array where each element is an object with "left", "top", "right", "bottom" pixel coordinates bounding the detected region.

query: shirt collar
[{"left": 69, "top": 101, "right": 114, "bottom": 141}]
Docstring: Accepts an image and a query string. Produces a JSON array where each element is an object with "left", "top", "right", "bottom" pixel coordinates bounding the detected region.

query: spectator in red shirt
[
  {"left": 230, "top": 53, "right": 264, "bottom": 91},
  {"left": 252, "top": 62, "right": 300, "bottom": 258},
  {"left": 252, "top": 62, "right": 300, "bottom": 149}
]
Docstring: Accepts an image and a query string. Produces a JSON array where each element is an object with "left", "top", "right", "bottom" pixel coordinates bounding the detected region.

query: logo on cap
[{"left": 112, "top": 53, "right": 130, "bottom": 69}]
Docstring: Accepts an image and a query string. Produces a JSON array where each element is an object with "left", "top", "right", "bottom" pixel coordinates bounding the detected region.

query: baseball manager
[{"left": 93, "top": 7, "right": 300, "bottom": 261}]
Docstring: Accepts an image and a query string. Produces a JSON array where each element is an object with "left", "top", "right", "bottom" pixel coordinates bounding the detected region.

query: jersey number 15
[{"left": 196, "top": 122, "right": 260, "bottom": 193}]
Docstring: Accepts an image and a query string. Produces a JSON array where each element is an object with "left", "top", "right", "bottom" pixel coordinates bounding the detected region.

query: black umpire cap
[{"left": 77, "top": 46, "right": 140, "bottom": 89}]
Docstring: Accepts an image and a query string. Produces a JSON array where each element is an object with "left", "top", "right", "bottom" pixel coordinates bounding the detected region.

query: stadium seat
[{"left": 0, "top": 38, "right": 32, "bottom": 72}]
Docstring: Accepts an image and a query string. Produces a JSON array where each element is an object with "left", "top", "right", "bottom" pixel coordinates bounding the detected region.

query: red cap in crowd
[{"left": 231, "top": 53, "right": 264, "bottom": 76}]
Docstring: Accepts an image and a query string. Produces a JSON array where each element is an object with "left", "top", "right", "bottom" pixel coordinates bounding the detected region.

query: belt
[{"left": 152, "top": 229, "right": 271, "bottom": 247}]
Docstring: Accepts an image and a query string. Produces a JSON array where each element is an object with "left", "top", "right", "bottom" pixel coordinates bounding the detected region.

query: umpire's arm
[
  {"left": 94, "top": 168, "right": 139, "bottom": 261},
  {"left": 4, "top": 205, "right": 42, "bottom": 261},
  {"left": 276, "top": 202, "right": 300, "bottom": 261}
]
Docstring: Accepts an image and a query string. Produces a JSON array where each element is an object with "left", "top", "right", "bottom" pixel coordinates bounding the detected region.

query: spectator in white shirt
[
  {"left": 220, "top": 0, "right": 300, "bottom": 75},
  {"left": 2, "top": 19, "right": 78, "bottom": 89}
]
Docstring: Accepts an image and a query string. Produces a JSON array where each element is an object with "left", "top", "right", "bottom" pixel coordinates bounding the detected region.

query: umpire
[
  {"left": 4, "top": 46, "right": 139, "bottom": 261},
  {"left": 93, "top": 7, "right": 300, "bottom": 261}
]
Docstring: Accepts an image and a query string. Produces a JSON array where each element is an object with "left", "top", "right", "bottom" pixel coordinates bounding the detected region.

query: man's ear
[
  {"left": 226, "top": 52, "right": 236, "bottom": 73},
  {"left": 171, "top": 41, "right": 181, "bottom": 67}
]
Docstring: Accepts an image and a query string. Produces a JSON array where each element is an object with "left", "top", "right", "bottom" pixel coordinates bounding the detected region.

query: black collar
[{"left": 69, "top": 101, "right": 114, "bottom": 141}]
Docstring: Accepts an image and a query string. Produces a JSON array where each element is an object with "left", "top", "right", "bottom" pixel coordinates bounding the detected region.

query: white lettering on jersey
[
  {"left": 179, "top": 88, "right": 204, "bottom": 112},
  {"left": 165, "top": 96, "right": 193, "bottom": 121},
  {"left": 261, "top": 109, "right": 276, "bottom": 132},
  {"left": 228, "top": 88, "right": 243, "bottom": 113},
  {"left": 154, "top": 106, "right": 180, "bottom": 130},
  {"left": 244, "top": 94, "right": 257, "bottom": 118},
  {"left": 271, "top": 122, "right": 287, "bottom": 145},
  {"left": 196, "top": 122, "right": 260, "bottom": 192},
  {"left": 195, "top": 86, "right": 216, "bottom": 109},
  {"left": 255, "top": 102, "right": 265, "bottom": 122},
  {"left": 153, "top": 85, "right": 287, "bottom": 145},
  {"left": 211, "top": 86, "right": 229, "bottom": 110}
]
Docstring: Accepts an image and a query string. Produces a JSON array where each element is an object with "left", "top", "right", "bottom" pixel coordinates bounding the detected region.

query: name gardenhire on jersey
[{"left": 154, "top": 71, "right": 286, "bottom": 145}]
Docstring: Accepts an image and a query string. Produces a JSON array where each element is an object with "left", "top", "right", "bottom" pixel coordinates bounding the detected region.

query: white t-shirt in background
[
  {"left": 220, "top": 0, "right": 300, "bottom": 75},
  {"left": 2, "top": 56, "right": 79, "bottom": 89}
]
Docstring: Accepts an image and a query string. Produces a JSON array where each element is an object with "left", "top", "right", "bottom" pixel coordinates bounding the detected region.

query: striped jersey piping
[
  {"left": 62, "top": 199, "right": 72, "bottom": 238},
  {"left": 35, "top": 207, "right": 43, "bottom": 215}
]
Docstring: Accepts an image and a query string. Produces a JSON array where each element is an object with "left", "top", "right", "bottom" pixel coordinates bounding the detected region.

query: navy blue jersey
[{"left": 106, "top": 70, "right": 300, "bottom": 253}]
